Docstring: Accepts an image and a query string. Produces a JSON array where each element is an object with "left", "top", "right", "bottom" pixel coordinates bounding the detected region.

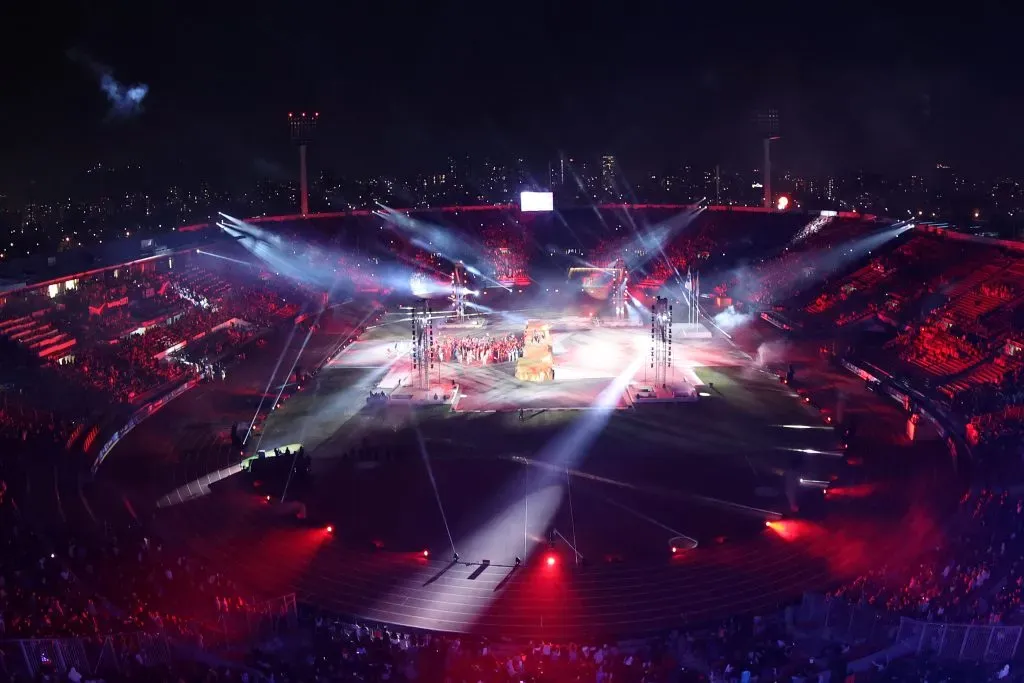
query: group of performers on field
[{"left": 436, "top": 333, "right": 524, "bottom": 365}]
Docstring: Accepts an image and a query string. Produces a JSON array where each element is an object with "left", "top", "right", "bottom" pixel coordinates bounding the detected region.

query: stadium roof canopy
[{"left": 0, "top": 225, "right": 223, "bottom": 295}]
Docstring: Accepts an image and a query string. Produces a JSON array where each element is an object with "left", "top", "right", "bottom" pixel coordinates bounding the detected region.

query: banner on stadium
[{"left": 88, "top": 297, "right": 129, "bottom": 316}]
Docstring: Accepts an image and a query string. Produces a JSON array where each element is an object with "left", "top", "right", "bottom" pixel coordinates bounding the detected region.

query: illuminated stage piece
[
  {"left": 627, "top": 381, "right": 698, "bottom": 404},
  {"left": 515, "top": 321, "right": 554, "bottom": 382},
  {"left": 628, "top": 297, "right": 698, "bottom": 404},
  {"left": 385, "top": 300, "right": 460, "bottom": 407}
]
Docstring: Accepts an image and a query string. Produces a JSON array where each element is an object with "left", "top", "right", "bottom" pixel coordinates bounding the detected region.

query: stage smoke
[
  {"left": 755, "top": 340, "right": 790, "bottom": 367},
  {"left": 68, "top": 49, "right": 148, "bottom": 119},
  {"left": 712, "top": 305, "right": 753, "bottom": 331}
]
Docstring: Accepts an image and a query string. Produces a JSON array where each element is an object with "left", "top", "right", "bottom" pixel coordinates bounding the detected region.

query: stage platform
[
  {"left": 387, "top": 384, "right": 460, "bottom": 407},
  {"left": 628, "top": 381, "right": 700, "bottom": 404},
  {"left": 328, "top": 314, "right": 711, "bottom": 412}
]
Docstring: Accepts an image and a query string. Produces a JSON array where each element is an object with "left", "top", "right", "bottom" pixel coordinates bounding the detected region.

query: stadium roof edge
[
  {"left": 0, "top": 230, "right": 234, "bottom": 297},
  {"left": 223, "top": 203, "right": 871, "bottom": 226}
]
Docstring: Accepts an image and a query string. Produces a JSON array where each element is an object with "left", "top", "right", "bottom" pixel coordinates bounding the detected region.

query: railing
[
  {"left": 894, "top": 618, "right": 1022, "bottom": 663},
  {"left": 244, "top": 592, "right": 299, "bottom": 640},
  {"left": 798, "top": 593, "right": 1023, "bottom": 663},
  {"left": 797, "top": 592, "right": 899, "bottom": 649},
  {"left": 0, "top": 632, "right": 173, "bottom": 679}
]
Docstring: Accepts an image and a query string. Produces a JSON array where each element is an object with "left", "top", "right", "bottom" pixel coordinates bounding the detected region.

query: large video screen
[{"left": 520, "top": 191, "right": 553, "bottom": 212}]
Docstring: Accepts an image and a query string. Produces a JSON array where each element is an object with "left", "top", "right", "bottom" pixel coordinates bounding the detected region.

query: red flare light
[
  {"left": 325, "top": 525, "right": 334, "bottom": 534},
  {"left": 546, "top": 554, "right": 556, "bottom": 567},
  {"left": 422, "top": 549, "right": 430, "bottom": 558}
]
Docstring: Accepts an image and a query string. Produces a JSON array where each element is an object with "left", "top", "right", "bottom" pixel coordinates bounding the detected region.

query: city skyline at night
[{"left": 4, "top": 2, "right": 1024, "bottom": 202}]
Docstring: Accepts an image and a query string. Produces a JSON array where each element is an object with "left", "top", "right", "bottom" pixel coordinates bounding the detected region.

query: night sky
[{"left": 3, "top": 2, "right": 1022, "bottom": 200}]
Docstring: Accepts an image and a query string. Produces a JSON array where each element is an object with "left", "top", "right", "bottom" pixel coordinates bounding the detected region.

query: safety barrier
[
  {"left": 0, "top": 632, "right": 173, "bottom": 679},
  {"left": 798, "top": 593, "right": 1023, "bottom": 663},
  {"left": 797, "top": 593, "right": 899, "bottom": 650},
  {"left": 894, "top": 619, "right": 1022, "bottom": 663}
]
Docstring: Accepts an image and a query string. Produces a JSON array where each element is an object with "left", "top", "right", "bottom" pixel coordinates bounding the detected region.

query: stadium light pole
[
  {"left": 756, "top": 108, "right": 780, "bottom": 210},
  {"left": 763, "top": 135, "right": 780, "bottom": 210},
  {"left": 288, "top": 111, "right": 318, "bottom": 216}
]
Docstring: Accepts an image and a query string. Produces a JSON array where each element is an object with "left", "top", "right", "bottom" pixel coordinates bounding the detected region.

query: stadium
[{"left": 2, "top": 197, "right": 1024, "bottom": 679}]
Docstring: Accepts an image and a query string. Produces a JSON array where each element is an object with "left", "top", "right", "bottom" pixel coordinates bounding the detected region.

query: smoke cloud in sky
[{"left": 68, "top": 49, "right": 148, "bottom": 119}]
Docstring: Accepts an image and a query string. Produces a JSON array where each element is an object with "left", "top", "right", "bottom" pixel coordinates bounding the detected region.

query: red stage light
[
  {"left": 326, "top": 525, "right": 334, "bottom": 533},
  {"left": 422, "top": 549, "right": 430, "bottom": 558},
  {"left": 765, "top": 520, "right": 773, "bottom": 528},
  {"left": 546, "top": 554, "right": 556, "bottom": 567}
]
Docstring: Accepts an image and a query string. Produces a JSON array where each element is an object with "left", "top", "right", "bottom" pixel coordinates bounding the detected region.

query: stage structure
[
  {"left": 515, "top": 321, "right": 555, "bottom": 382},
  {"left": 651, "top": 296, "right": 672, "bottom": 387},
  {"left": 686, "top": 269, "right": 700, "bottom": 325},
  {"left": 410, "top": 299, "right": 435, "bottom": 388},
  {"left": 450, "top": 263, "right": 467, "bottom": 323},
  {"left": 611, "top": 265, "right": 628, "bottom": 321}
]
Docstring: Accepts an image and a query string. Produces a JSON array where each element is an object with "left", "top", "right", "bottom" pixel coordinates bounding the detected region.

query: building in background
[{"left": 601, "top": 155, "right": 618, "bottom": 200}]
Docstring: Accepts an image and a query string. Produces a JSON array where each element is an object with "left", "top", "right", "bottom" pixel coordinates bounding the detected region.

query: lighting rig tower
[
  {"left": 450, "top": 263, "right": 467, "bottom": 323},
  {"left": 411, "top": 300, "right": 434, "bottom": 388},
  {"left": 686, "top": 269, "right": 700, "bottom": 324},
  {"left": 651, "top": 296, "right": 672, "bottom": 387},
  {"left": 611, "top": 269, "right": 628, "bottom": 321},
  {"left": 288, "top": 111, "right": 318, "bottom": 216}
]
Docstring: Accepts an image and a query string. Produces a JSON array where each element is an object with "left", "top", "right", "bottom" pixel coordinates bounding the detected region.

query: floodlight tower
[
  {"left": 288, "top": 111, "right": 319, "bottom": 216},
  {"left": 756, "top": 109, "right": 780, "bottom": 210}
]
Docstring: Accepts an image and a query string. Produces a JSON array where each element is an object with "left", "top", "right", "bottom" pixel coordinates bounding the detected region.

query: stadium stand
[{"left": 10, "top": 208, "right": 1024, "bottom": 681}]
